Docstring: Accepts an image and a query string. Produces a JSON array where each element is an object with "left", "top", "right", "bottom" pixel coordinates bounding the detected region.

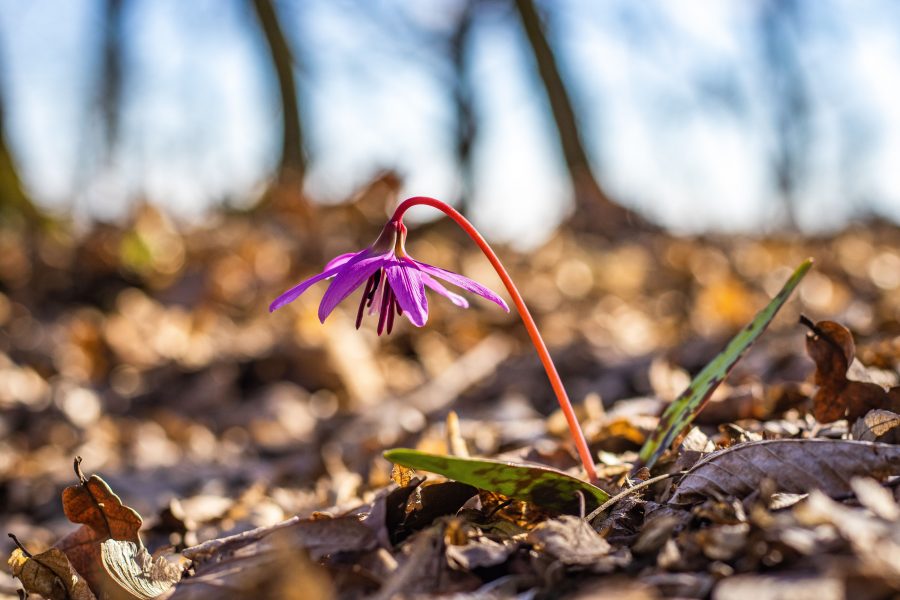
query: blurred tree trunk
[
  {"left": 100, "top": 0, "right": 124, "bottom": 158},
  {"left": 513, "top": 0, "right": 640, "bottom": 235},
  {"left": 252, "top": 0, "right": 311, "bottom": 219},
  {"left": 758, "top": 0, "right": 808, "bottom": 230},
  {"left": 451, "top": 0, "right": 477, "bottom": 214}
]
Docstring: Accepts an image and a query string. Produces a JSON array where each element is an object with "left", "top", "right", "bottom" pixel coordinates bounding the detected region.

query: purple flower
[{"left": 270, "top": 220, "right": 509, "bottom": 335}]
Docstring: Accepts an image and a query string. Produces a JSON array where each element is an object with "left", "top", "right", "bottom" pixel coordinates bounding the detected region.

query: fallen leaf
[
  {"left": 394, "top": 481, "right": 478, "bottom": 541},
  {"left": 383, "top": 449, "right": 610, "bottom": 513},
  {"left": 182, "top": 514, "right": 376, "bottom": 565},
  {"left": 55, "top": 459, "right": 145, "bottom": 599},
  {"left": 638, "top": 259, "right": 812, "bottom": 470},
  {"left": 171, "top": 528, "right": 335, "bottom": 600},
  {"left": 390, "top": 463, "right": 415, "bottom": 487},
  {"left": 527, "top": 516, "right": 629, "bottom": 572},
  {"left": 794, "top": 489, "right": 900, "bottom": 584},
  {"left": 62, "top": 459, "right": 143, "bottom": 544},
  {"left": 101, "top": 540, "right": 182, "bottom": 600},
  {"left": 669, "top": 439, "right": 900, "bottom": 505},
  {"left": 851, "top": 409, "right": 900, "bottom": 443},
  {"left": 8, "top": 545, "right": 96, "bottom": 600},
  {"left": 802, "top": 318, "right": 900, "bottom": 422},
  {"left": 713, "top": 574, "right": 843, "bottom": 600},
  {"left": 445, "top": 537, "right": 516, "bottom": 570}
]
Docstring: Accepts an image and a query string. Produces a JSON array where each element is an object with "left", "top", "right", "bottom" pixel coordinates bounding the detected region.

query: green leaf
[
  {"left": 638, "top": 259, "right": 813, "bottom": 470},
  {"left": 383, "top": 449, "right": 609, "bottom": 513}
]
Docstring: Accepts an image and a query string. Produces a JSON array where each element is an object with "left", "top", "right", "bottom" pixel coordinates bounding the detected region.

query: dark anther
[
  {"left": 356, "top": 275, "right": 376, "bottom": 329},
  {"left": 376, "top": 283, "right": 391, "bottom": 336}
]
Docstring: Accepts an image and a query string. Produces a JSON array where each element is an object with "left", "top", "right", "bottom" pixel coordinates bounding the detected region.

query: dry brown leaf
[
  {"left": 669, "top": 439, "right": 900, "bottom": 505},
  {"left": 101, "top": 541, "right": 182, "bottom": 600},
  {"left": 851, "top": 409, "right": 900, "bottom": 443},
  {"left": 61, "top": 466, "right": 143, "bottom": 544},
  {"left": 445, "top": 537, "right": 516, "bottom": 570},
  {"left": 171, "top": 528, "right": 334, "bottom": 600},
  {"left": 8, "top": 546, "right": 96, "bottom": 600},
  {"left": 794, "top": 489, "right": 900, "bottom": 584},
  {"left": 712, "top": 574, "right": 843, "bottom": 600},
  {"left": 183, "top": 514, "right": 377, "bottom": 565},
  {"left": 527, "top": 516, "right": 616, "bottom": 568},
  {"left": 54, "top": 459, "right": 145, "bottom": 599},
  {"left": 803, "top": 319, "right": 900, "bottom": 422},
  {"left": 390, "top": 463, "right": 415, "bottom": 487}
]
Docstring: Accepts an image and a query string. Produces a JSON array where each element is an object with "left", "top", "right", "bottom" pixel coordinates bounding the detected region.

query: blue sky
[{"left": 1, "top": 0, "right": 899, "bottom": 246}]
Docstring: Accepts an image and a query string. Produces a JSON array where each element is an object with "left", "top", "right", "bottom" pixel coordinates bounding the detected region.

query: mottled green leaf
[
  {"left": 638, "top": 259, "right": 813, "bottom": 470},
  {"left": 383, "top": 449, "right": 609, "bottom": 513}
]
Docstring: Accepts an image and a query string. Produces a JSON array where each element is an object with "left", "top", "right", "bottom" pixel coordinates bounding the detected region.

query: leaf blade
[
  {"left": 638, "top": 259, "right": 813, "bottom": 469},
  {"left": 383, "top": 449, "right": 609, "bottom": 513}
]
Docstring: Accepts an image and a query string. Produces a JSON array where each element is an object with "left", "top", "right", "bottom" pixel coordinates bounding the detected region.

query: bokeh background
[
  {"left": 1, "top": 1, "right": 900, "bottom": 590},
  {"left": 4, "top": 0, "right": 900, "bottom": 240}
]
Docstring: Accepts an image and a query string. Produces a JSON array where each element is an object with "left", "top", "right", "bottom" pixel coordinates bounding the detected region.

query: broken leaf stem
[
  {"left": 7, "top": 533, "right": 32, "bottom": 558},
  {"left": 391, "top": 196, "right": 598, "bottom": 483}
]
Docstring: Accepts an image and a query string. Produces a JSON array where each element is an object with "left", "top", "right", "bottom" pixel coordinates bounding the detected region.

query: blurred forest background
[
  {"left": 3, "top": 0, "right": 900, "bottom": 238},
  {"left": 2, "top": 1, "right": 900, "bottom": 596}
]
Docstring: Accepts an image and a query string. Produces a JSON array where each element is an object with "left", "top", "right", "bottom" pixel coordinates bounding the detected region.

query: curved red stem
[{"left": 392, "top": 196, "right": 598, "bottom": 483}]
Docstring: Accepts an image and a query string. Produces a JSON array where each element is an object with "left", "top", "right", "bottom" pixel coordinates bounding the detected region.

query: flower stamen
[
  {"left": 376, "top": 281, "right": 392, "bottom": 336},
  {"left": 386, "top": 289, "right": 397, "bottom": 334}
]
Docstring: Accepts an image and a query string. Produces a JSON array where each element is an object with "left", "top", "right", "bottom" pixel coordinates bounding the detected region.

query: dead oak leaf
[{"left": 8, "top": 545, "right": 96, "bottom": 600}]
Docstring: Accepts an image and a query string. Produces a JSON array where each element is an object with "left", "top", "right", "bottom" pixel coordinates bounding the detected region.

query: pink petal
[
  {"left": 318, "top": 253, "right": 387, "bottom": 323},
  {"left": 423, "top": 274, "right": 469, "bottom": 308},
  {"left": 412, "top": 261, "right": 509, "bottom": 312},
  {"left": 270, "top": 266, "right": 343, "bottom": 312},
  {"left": 270, "top": 249, "right": 370, "bottom": 313},
  {"left": 324, "top": 252, "right": 360, "bottom": 270},
  {"left": 385, "top": 259, "right": 428, "bottom": 327}
]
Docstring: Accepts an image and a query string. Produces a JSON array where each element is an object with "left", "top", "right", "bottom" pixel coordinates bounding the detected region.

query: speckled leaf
[
  {"left": 638, "top": 259, "right": 813, "bottom": 470},
  {"left": 383, "top": 449, "right": 609, "bottom": 513}
]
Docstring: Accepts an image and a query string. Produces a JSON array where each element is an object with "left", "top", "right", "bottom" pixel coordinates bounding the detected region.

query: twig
[
  {"left": 446, "top": 411, "right": 469, "bottom": 458},
  {"left": 586, "top": 472, "right": 683, "bottom": 522}
]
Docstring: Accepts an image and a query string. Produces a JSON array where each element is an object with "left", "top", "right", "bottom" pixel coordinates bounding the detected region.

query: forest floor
[{"left": 1, "top": 200, "right": 899, "bottom": 599}]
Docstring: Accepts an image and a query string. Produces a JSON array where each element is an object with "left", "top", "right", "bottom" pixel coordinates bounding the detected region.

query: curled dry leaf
[
  {"left": 8, "top": 546, "right": 97, "bottom": 600},
  {"left": 669, "top": 439, "right": 900, "bottom": 505},
  {"left": 803, "top": 319, "right": 900, "bottom": 422},
  {"left": 101, "top": 540, "right": 182, "bottom": 600}
]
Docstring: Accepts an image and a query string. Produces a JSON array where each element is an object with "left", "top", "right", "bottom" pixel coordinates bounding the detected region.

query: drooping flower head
[{"left": 270, "top": 218, "right": 508, "bottom": 335}]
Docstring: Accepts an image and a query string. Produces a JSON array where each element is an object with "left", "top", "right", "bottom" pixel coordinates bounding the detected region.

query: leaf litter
[{"left": 2, "top": 201, "right": 900, "bottom": 599}]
